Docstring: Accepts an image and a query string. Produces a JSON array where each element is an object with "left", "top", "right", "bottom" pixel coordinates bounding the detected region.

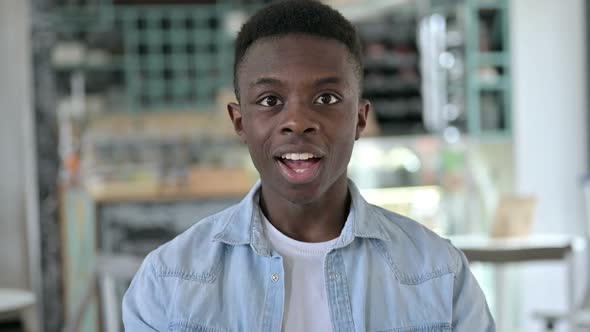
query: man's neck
[{"left": 259, "top": 179, "right": 350, "bottom": 243}]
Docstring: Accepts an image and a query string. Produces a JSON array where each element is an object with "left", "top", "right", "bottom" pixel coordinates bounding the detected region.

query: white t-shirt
[{"left": 263, "top": 216, "right": 337, "bottom": 332}]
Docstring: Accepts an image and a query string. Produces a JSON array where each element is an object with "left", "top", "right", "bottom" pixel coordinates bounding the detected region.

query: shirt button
[
  {"left": 329, "top": 273, "right": 339, "bottom": 280},
  {"left": 271, "top": 273, "right": 280, "bottom": 282}
]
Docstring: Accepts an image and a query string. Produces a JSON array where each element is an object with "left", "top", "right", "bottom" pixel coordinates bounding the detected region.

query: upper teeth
[{"left": 281, "top": 152, "right": 317, "bottom": 160}]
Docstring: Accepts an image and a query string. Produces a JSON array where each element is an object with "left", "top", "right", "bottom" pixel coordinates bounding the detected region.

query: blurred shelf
[
  {"left": 360, "top": 185, "right": 441, "bottom": 206},
  {"left": 448, "top": 83, "right": 465, "bottom": 94},
  {"left": 478, "top": 52, "right": 509, "bottom": 67},
  {"left": 477, "top": 77, "right": 509, "bottom": 91},
  {"left": 334, "top": 0, "right": 413, "bottom": 23},
  {"left": 469, "top": 131, "right": 511, "bottom": 143},
  {"left": 478, "top": 0, "right": 507, "bottom": 10},
  {"left": 53, "top": 61, "right": 124, "bottom": 72},
  {"left": 86, "top": 168, "right": 255, "bottom": 203},
  {"left": 364, "top": 54, "right": 418, "bottom": 69},
  {"left": 355, "top": 134, "right": 441, "bottom": 146},
  {"left": 363, "top": 80, "right": 420, "bottom": 94},
  {"left": 360, "top": 185, "right": 442, "bottom": 233},
  {"left": 87, "top": 182, "right": 252, "bottom": 203}
]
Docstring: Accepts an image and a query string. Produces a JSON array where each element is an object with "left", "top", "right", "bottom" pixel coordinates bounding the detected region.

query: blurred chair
[
  {"left": 535, "top": 173, "right": 590, "bottom": 331},
  {"left": 62, "top": 253, "right": 143, "bottom": 332},
  {"left": 0, "top": 288, "right": 35, "bottom": 332}
]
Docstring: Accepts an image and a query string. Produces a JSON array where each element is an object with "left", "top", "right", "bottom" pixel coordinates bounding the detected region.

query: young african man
[{"left": 123, "top": 1, "right": 495, "bottom": 331}]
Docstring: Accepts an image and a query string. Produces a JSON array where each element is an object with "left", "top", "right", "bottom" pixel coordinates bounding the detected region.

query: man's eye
[
  {"left": 314, "top": 94, "right": 340, "bottom": 105},
  {"left": 257, "top": 96, "right": 283, "bottom": 107}
]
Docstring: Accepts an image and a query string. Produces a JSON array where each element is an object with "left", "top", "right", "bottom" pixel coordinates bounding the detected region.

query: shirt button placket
[
  {"left": 325, "top": 251, "right": 355, "bottom": 332},
  {"left": 261, "top": 256, "right": 285, "bottom": 332}
]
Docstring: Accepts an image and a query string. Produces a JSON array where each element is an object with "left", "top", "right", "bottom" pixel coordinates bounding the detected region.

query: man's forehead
[
  {"left": 239, "top": 35, "right": 356, "bottom": 84},
  {"left": 244, "top": 34, "right": 349, "bottom": 62}
]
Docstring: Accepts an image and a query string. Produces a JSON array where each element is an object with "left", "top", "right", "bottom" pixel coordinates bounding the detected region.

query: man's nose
[{"left": 279, "top": 101, "right": 320, "bottom": 135}]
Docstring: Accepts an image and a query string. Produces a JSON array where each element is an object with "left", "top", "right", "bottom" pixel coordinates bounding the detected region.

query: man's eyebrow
[
  {"left": 249, "top": 76, "right": 346, "bottom": 88},
  {"left": 312, "top": 76, "right": 344, "bottom": 87},
  {"left": 250, "top": 77, "right": 284, "bottom": 88}
]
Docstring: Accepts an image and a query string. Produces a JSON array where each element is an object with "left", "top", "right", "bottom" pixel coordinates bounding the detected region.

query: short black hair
[{"left": 233, "top": 0, "right": 363, "bottom": 98}]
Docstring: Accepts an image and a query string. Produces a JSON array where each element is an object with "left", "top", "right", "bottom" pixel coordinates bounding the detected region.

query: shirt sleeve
[
  {"left": 451, "top": 246, "right": 496, "bottom": 331},
  {"left": 122, "top": 252, "right": 168, "bottom": 331}
]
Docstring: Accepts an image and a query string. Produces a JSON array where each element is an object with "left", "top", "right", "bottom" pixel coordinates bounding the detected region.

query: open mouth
[{"left": 275, "top": 152, "right": 322, "bottom": 183}]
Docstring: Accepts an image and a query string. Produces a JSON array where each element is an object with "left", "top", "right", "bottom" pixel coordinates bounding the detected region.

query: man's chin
[{"left": 261, "top": 178, "right": 323, "bottom": 205}]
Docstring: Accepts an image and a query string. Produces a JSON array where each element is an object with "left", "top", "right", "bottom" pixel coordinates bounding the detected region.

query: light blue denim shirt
[{"left": 123, "top": 180, "right": 495, "bottom": 332}]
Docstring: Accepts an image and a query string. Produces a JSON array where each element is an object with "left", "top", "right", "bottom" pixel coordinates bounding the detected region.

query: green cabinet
[{"left": 421, "top": 0, "right": 512, "bottom": 140}]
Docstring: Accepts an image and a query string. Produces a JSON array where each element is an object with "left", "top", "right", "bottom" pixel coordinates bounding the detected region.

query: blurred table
[
  {"left": 0, "top": 289, "right": 35, "bottom": 332},
  {"left": 450, "top": 234, "right": 582, "bottom": 332}
]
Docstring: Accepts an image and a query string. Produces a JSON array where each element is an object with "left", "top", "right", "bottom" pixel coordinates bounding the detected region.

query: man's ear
[
  {"left": 227, "top": 102, "right": 246, "bottom": 143},
  {"left": 355, "top": 99, "right": 370, "bottom": 140}
]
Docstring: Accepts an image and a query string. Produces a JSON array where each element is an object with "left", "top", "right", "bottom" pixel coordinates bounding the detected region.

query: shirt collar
[
  {"left": 334, "top": 180, "right": 391, "bottom": 249},
  {"left": 212, "top": 179, "right": 391, "bottom": 256}
]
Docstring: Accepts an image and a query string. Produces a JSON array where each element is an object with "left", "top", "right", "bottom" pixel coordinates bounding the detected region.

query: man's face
[{"left": 228, "top": 34, "right": 369, "bottom": 204}]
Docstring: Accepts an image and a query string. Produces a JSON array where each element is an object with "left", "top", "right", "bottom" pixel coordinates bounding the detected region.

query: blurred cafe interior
[{"left": 0, "top": 0, "right": 588, "bottom": 331}]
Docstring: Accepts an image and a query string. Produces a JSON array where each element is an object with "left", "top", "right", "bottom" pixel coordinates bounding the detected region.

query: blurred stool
[
  {"left": 0, "top": 289, "right": 35, "bottom": 332},
  {"left": 535, "top": 173, "right": 590, "bottom": 331}
]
